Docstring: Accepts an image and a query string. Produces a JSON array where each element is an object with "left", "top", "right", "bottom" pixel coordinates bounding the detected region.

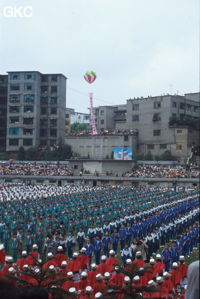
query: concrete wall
[{"left": 65, "top": 134, "right": 138, "bottom": 159}]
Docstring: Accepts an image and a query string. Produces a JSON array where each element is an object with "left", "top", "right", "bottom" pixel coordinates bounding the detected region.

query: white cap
[
  {"left": 57, "top": 246, "right": 63, "bottom": 251},
  {"left": 156, "top": 276, "right": 163, "bottom": 282},
  {"left": 49, "top": 265, "right": 55, "bottom": 270},
  {"left": 81, "top": 271, "right": 87, "bottom": 277},
  {"left": 73, "top": 252, "right": 78, "bottom": 257},
  {"left": 163, "top": 272, "right": 170, "bottom": 277},
  {"left": 61, "top": 261, "right": 67, "bottom": 266},
  {"left": 126, "top": 259, "right": 132, "bottom": 264},
  {"left": 139, "top": 267, "right": 144, "bottom": 271},
  {"left": 81, "top": 247, "right": 86, "bottom": 252},
  {"left": 148, "top": 280, "right": 155, "bottom": 286},
  {"left": 133, "top": 275, "right": 140, "bottom": 281},
  {"left": 47, "top": 252, "right": 53, "bottom": 257},
  {"left": 0, "top": 244, "right": 4, "bottom": 250},
  {"left": 136, "top": 251, "right": 142, "bottom": 256},
  {"left": 109, "top": 250, "right": 115, "bottom": 255},
  {"left": 150, "top": 258, "right": 155, "bottom": 263},
  {"left": 95, "top": 292, "right": 102, "bottom": 298},
  {"left": 179, "top": 255, "right": 185, "bottom": 260},
  {"left": 34, "top": 268, "right": 40, "bottom": 273},
  {"left": 32, "top": 244, "right": 38, "bottom": 249},
  {"left": 96, "top": 274, "right": 102, "bottom": 280},
  {"left": 67, "top": 271, "right": 73, "bottom": 277},
  {"left": 23, "top": 264, "right": 29, "bottom": 269},
  {"left": 22, "top": 250, "right": 27, "bottom": 256},
  {"left": 91, "top": 263, "right": 97, "bottom": 268},
  {"left": 101, "top": 255, "right": 107, "bottom": 260},
  {"left": 104, "top": 272, "right": 110, "bottom": 278},
  {"left": 6, "top": 256, "right": 13, "bottom": 262},
  {"left": 156, "top": 254, "right": 161, "bottom": 259},
  {"left": 85, "top": 286, "right": 92, "bottom": 292},
  {"left": 8, "top": 267, "right": 15, "bottom": 273},
  {"left": 124, "top": 276, "right": 131, "bottom": 282},
  {"left": 173, "top": 262, "right": 178, "bottom": 267},
  {"left": 69, "top": 287, "right": 76, "bottom": 293}
]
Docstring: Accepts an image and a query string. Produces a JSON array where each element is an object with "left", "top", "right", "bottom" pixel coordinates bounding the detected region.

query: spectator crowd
[
  {"left": 0, "top": 162, "right": 73, "bottom": 176},
  {"left": 123, "top": 165, "right": 200, "bottom": 178}
]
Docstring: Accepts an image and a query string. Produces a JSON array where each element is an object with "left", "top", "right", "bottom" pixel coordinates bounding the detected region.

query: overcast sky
[{"left": 0, "top": 0, "right": 199, "bottom": 112}]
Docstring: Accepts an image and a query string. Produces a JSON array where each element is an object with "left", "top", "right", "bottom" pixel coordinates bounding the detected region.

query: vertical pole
[{"left": 89, "top": 92, "right": 97, "bottom": 135}]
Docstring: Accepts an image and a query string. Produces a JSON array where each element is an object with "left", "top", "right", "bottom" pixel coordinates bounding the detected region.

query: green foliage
[
  {"left": 71, "top": 123, "right": 91, "bottom": 132},
  {"left": 169, "top": 115, "right": 200, "bottom": 129},
  {"left": 161, "top": 150, "right": 174, "bottom": 161},
  {"left": 144, "top": 151, "right": 153, "bottom": 161},
  {"left": 17, "top": 147, "right": 26, "bottom": 160}
]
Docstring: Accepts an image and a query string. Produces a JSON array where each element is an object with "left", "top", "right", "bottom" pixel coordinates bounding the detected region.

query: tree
[
  {"left": 54, "top": 144, "right": 72, "bottom": 161},
  {"left": 71, "top": 123, "right": 91, "bottom": 132},
  {"left": 17, "top": 147, "right": 26, "bottom": 160},
  {"left": 161, "top": 150, "right": 174, "bottom": 161},
  {"left": 25, "top": 147, "right": 39, "bottom": 161},
  {"left": 145, "top": 151, "right": 153, "bottom": 161}
]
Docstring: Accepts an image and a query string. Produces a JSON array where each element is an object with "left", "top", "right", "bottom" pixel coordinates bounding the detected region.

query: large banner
[{"left": 113, "top": 147, "right": 132, "bottom": 160}]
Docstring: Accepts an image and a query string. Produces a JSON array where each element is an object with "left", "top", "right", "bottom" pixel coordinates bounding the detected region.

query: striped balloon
[{"left": 84, "top": 71, "right": 97, "bottom": 84}]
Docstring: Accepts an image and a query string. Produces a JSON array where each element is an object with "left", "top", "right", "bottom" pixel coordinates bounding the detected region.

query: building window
[
  {"left": 9, "top": 94, "right": 20, "bottom": 103},
  {"left": 50, "top": 107, "right": 57, "bottom": 115},
  {"left": 10, "top": 73, "right": 19, "bottom": 80},
  {"left": 9, "top": 106, "right": 20, "bottom": 113},
  {"left": 160, "top": 144, "right": 167, "bottom": 149},
  {"left": 66, "top": 113, "right": 69, "bottom": 118},
  {"left": 24, "top": 94, "right": 35, "bottom": 103},
  {"left": 24, "top": 73, "right": 36, "bottom": 80},
  {"left": 100, "top": 119, "right": 104, "bottom": 124},
  {"left": 124, "top": 135, "right": 129, "bottom": 141},
  {"left": 24, "top": 83, "right": 34, "bottom": 91},
  {"left": 40, "top": 119, "right": 48, "bottom": 127},
  {"left": 153, "top": 130, "right": 161, "bottom": 136},
  {"left": 65, "top": 120, "right": 70, "bottom": 125},
  {"left": 50, "top": 129, "right": 57, "bottom": 137},
  {"left": 51, "top": 86, "right": 57, "bottom": 93},
  {"left": 23, "top": 118, "right": 33, "bottom": 125},
  {"left": 147, "top": 144, "right": 154, "bottom": 149},
  {"left": 41, "top": 97, "right": 48, "bottom": 105},
  {"left": 51, "top": 75, "right": 57, "bottom": 82},
  {"left": 41, "top": 75, "right": 48, "bottom": 82},
  {"left": 172, "top": 102, "right": 177, "bottom": 108},
  {"left": 9, "top": 128, "right": 19, "bottom": 135},
  {"left": 10, "top": 116, "right": 19, "bottom": 124},
  {"left": 154, "top": 102, "right": 161, "bottom": 109},
  {"left": 132, "top": 115, "right": 139, "bottom": 121},
  {"left": 9, "top": 139, "right": 19, "bottom": 146},
  {"left": 40, "top": 139, "right": 48, "bottom": 146},
  {"left": 132, "top": 104, "right": 139, "bottom": 111},
  {"left": 10, "top": 84, "right": 20, "bottom": 91},
  {"left": 152, "top": 113, "right": 161, "bottom": 121},
  {"left": 40, "top": 129, "right": 48, "bottom": 137},
  {"left": 23, "top": 129, "right": 33, "bottom": 135},
  {"left": 180, "top": 103, "right": 185, "bottom": 109},
  {"left": 176, "top": 144, "right": 182, "bottom": 150},
  {"left": 50, "top": 119, "right": 57, "bottom": 127},
  {"left": 177, "top": 129, "right": 182, "bottom": 133},
  {"left": 24, "top": 106, "right": 34, "bottom": 113},
  {"left": 50, "top": 97, "right": 57, "bottom": 105},
  {"left": 41, "top": 86, "right": 48, "bottom": 93},
  {"left": 172, "top": 113, "right": 176, "bottom": 117},
  {"left": 41, "top": 107, "right": 47, "bottom": 115},
  {"left": 50, "top": 140, "right": 57, "bottom": 146},
  {"left": 23, "top": 139, "right": 33, "bottom": 146},
  {"left": 100, "top": 110, "right": 104, "bottom": 116},
  {"left": 194, "top": 106, "right": 198, "bottom": 112}
]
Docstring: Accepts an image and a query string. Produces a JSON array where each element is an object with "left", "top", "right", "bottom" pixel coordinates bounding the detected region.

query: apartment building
[
  {"left": 6, "top": 71, "right": 66, "bottom": 151},
  {"left": 0, "top": 75, "right": 8, "bottom": 151}
]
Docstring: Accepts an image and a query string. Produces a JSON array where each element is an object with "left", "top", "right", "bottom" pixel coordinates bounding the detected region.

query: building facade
[
  {"left": 5, "top": 71, "right": 66, "bottom": 151},
  {"left": 65, "top": 108, "right": 75, "bottom": 134},
  {"left": 0, "top": 75, "right": 8, "bottom": 151},
  {"left": 70, "top": 111, "right": 90, "bottom": 125},
  {"left": 94, "top": 93, "right": 200, "bottom": 160}
]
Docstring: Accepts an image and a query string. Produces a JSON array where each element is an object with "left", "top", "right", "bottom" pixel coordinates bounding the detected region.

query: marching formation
[{"left": 0, "top": 184, "right": 199, "bottom": 298}]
